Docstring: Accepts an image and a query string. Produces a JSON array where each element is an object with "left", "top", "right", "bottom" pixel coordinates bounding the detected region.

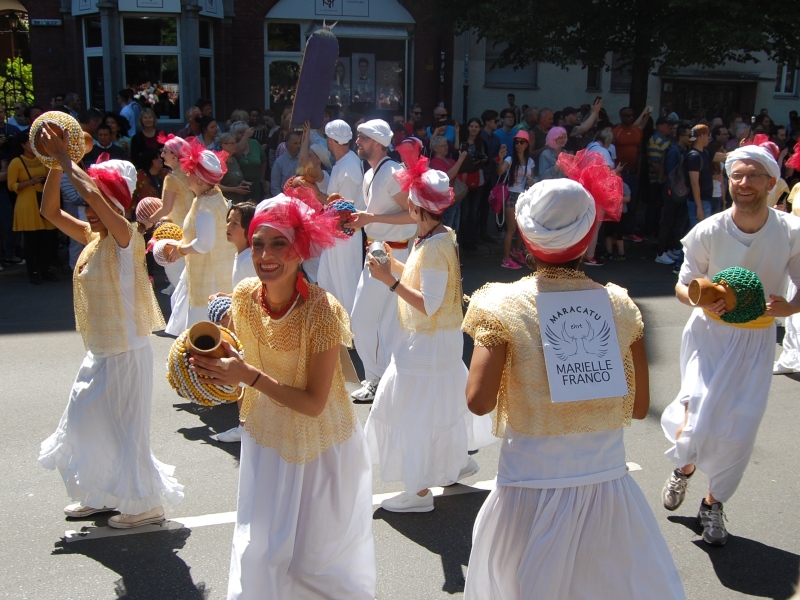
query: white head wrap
[
  {"left": 515, "top": 179, "right": 596, "bottom": 259},
  {"left": 252, "top": 194, "right": 310, "bottom": 245},
  {"left": 310, "top": 143, "right": 332, "bottom": 169},
  {"left": 357, "top": 119, "right": 392, "bottom": 147},
  {"left": 325, "top": 119, "right": 353, "bottom": 145},
  {"left": 408, "top": 169, "right": 453, "bottom": 215},
  {"left": 725, "top": 146, "right": 780, "bottom": 186},
  {"left": 87, "top": 159, "right": 137, "bottom": 211}
]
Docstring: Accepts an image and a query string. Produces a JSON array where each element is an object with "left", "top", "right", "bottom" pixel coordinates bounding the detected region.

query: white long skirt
[
  {"left": 227, "top": 427, "right": 376, "bottom": 600},
  {"left": 365, "top": 328, "right": 495, "bottom": 493},
  {"left": 164, "top": 267, "right": 207, "bottom": 336},
  {"left": 39, "top": 344, "right": 184, "bottom": 515},
  {"left": 661, "top": 309, "right": 774, "bottom": 502},
  {"left": 464, "top": 476, "right": 685, "bottom": 599},
  {"left": 164, "top": 257, "right": 184, "bottom": 287},
  {"left": 317, "top": 233, "right": 363, "bottom": 314},
  {"left": 776, "top": 280, "right": 800, "bottom": 371}
]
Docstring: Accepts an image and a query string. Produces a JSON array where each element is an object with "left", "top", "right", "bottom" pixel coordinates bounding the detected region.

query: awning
[
  {"left": 660, "top": 69, "right": 766, "bottom": 83},
  {"left": 308, "top": 22, "right": 410, "bottom": 39},
  {"left": 267, "top": 0, "right": 414, "bottom": 25},
  {"left": 0, "top": 0, "right": 28, "bottom": 13}
]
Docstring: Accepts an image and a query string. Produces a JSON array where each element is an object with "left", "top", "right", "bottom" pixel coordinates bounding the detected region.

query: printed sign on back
[{"left": 537, "top": 289, "right": 628, "bottom": 403}]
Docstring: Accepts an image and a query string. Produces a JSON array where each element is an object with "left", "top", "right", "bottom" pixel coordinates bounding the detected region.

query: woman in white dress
[
  {"left": 364, "top": 166, "right": 494, "bottom": 513},
  {"left": 189, "top": 197, "right": 375, "bottom": 599},
  {"left": 462, "top": 177, "right": 685, "bottom": 599},
  {"left": 37, "top": 125, "right": 183, "bottom": 528},
  {"left": 164, "top": 143, "right": 234, "bottom": 336}
]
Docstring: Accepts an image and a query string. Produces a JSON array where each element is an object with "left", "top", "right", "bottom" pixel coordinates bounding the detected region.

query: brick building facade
[{"left": 24, "top": 0, "right": 453, "bottom": 128}]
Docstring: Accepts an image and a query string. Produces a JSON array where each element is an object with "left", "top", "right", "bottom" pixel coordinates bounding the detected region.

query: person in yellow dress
[{"left": 9, "top": 130, "right": 55, "bottom": 284}]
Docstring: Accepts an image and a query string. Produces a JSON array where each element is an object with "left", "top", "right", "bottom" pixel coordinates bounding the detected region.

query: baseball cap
[{"left": 562, "top": 106, "right": 579, "bottom": 116}]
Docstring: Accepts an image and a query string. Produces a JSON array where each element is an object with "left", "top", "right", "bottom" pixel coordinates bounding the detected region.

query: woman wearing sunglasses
[{"left": 497, "top": 130, "right": 535, "bottom": 269}]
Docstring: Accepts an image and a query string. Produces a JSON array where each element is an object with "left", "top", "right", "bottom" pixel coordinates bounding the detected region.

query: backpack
[{"left": 666, "top": 148, "right": 690, "bottom": 201}]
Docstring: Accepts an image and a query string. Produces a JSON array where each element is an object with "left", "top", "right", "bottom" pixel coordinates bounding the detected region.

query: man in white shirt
[
  {"left": 346, "top": 119, "right": 417, "bottom": 401},
  {"left": 270, "top": 131, "right": 301, "bottom": 196},
  {"left": 316, "top": 120, "right": 365, "bottom": 314},
  {"left": 660, "top": 146, "right": 800, "bottom": 547}
]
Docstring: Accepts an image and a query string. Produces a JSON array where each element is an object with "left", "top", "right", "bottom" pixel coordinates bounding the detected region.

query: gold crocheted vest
[
  {"left": 163, "top": 171, "right": 193, "bottom": 226},
  {"left": 182, "top": 187, "right": 234, "bottom": 307},
  {"left": 462, "top": 269, "right": 643, "bottom": 438},
  {"left": 73, "top": 222, "right": 166, "bottom": 355},
  {"left": 398, "top": 230, "right": 464, "bottom": 334},
  {"left": 232, "top": 279, "right": 359, "bottom": 464}
]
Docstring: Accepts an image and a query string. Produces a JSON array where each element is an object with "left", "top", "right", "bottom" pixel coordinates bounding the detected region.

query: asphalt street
[{"left": 2, "top": 238, "right": 799, "bottom": 600}]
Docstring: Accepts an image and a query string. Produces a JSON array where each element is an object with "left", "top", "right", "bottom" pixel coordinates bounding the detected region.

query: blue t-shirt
[
  {"left": 493, "top": 127, "right": 515, "bottom": 154},
  {"left": 426, "top": 125, "right": 456, "bottom": 145}
]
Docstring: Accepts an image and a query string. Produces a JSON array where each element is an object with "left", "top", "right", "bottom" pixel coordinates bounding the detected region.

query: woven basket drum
[{"left": 29, "top": 112, "right": 93, "bottom": 169}]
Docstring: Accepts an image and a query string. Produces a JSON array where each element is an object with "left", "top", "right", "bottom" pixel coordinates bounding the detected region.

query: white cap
[
  {"left": 357, "top": 119, "right": 392, "bottom": 147},
  {"left": 310, "top": 144, "right": 332, "bottom": 169},
  {"left": 325, "top": 119, "right": 352, "bottom": 145},
  {"left": 93, "top": 159, "right": 137, "bottom": 196},
  {"left": 724, "top": 146, "right": 780, "bottom": 183},
  {"left": 409, "top": 169, "right": 454, "bottom": 215}
]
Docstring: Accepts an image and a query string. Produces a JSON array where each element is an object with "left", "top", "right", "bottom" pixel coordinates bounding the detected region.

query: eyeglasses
[{"left": 729, "top": 172, "right": 771, "bottom": 183}]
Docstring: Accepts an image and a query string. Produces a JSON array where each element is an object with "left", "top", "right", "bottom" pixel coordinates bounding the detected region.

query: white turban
[
  {"left": 357, "top": 119, "right": 392, "bottom": 147},
  {"left": 725, "top": 146, "right": 780, "bottom": 184},
  {"left": 325, "top": 119, "right": 352, "bottom": 145},
  {"left": 515, "top": 179, "right": 596, "bottom": 260}
]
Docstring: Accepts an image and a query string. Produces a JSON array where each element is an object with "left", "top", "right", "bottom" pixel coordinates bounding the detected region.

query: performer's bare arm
[
  {"left": 766, "top": 290, "right": 800, "bottom": 317},
  {"left": 630, "top": 337, "right": 650, "bottom": 419},
  {"left": 465, "top": 344, "right": 506, "bottom": 416}
]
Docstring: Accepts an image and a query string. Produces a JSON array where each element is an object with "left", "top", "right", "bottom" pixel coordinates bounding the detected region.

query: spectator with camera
[
  {"left": 457, "top": 117, "right": 489, "bottom": 249},
  {"left": 426, "top": 105, "right": 458, "bottom": 146}
]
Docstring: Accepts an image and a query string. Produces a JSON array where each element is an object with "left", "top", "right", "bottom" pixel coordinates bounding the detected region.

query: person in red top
[
  {"left": 404, "top": 104, "right": 423, "bottom": 137},
  {"left": 613, "top": 105, "right": 653, "bottom": 241}
]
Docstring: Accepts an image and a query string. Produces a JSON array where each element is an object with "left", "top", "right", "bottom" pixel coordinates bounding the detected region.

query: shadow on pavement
[
  {"left": 668, "top": 515, "right": 800, "bottom": 599},
  {"left": 173, "top": 402, "right": 242, "bottom": 462},
  {"left": 52, "top": 527, "right": 210, "bottom": 599},
  {"left": 373, "top": 490, "right": 488, "bottom": 594}
]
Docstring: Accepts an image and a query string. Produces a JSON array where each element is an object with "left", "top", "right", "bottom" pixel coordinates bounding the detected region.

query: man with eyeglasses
[
  {"left": 492, "top": 108, "right": 516, "bottom": 157},
  {"left": 404, "top": 103, "right": 423, "bottom": 137},
  {"left": 661, "top": 145, "right": 800, "bottom": 547},
  {"left": 8, "top": 101, "right": 27, "bottom": 129}
]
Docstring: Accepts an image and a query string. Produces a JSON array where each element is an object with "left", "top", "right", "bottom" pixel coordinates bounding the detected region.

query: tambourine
[
  {"left": 166, "top": 321, "right": 245, "bottom": 406},
  {"left": 29, "top": 111, "right": 94, "bottom": 169},
  {"left": 688, "top": 266, "right": 766, "bottom": 324}
]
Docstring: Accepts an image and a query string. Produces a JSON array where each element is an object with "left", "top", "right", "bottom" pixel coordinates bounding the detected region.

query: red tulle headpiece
[
  {"left": 742, "top": 134, "right": 781, "bottom": 162},
  {"left": 158, "top": 132, "right": 189, "bottom": 158},
  {"left": 282, "top": 176, "right": 325, "bottom": 213},
  {"left": 556, "top": 150, "right": 623, "bottom": 222},
  {"left": 396, "top": 138, "right": 422, "bottom": 167},
  {"left": 179, "top": 138, "right": 228, "bottom": 185},
  {"left": 393, "top": 157, "right": 454, "bottom": 215},
  {"left": 248, "top": 198, "right": 347, "bottom": 261},
  {"left": 786, "top": 141, "right": 800, "bottom": 171},
  {"left": 87, "top": 155, "right": 133, "bottom": 212}
]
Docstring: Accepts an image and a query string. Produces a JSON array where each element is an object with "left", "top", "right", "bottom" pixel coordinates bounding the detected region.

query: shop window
[
  {"left": 86, "top": 56, "right": 105, "bottom": 111},
  {"left": 199, "top": 20, "right": 212, "bottom": 50},
  {"left": 609, "top": 52, "right": 631, "bottom": 93},
  {"left": 84, "top": 16, "right": 102, "bottom": 48},
  {"left": 122, "top": 16, "right": 181, "bottom": 120},
  {"left": 199, "top": 21, "right": 214, "bottom": 114},
  {"left": 484, "top": 40, "right": 537, "bottom": 90},
  {"left": 586, "top": 65, "right": 602, "bottom": 92},
  {"left": 268, "top": 60, "right": 300, "bottom": 112},
  {"left": 267, "top": 23, "right": 301, "bottom": 52},
  {"left": 775, "top": 64, "right": 797, "bottom": 96},
  {"left": 123, "top": 16, "right": 178, "bottom": 46}
]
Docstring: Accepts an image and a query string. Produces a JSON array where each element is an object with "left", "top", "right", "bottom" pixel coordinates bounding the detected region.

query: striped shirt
[{"left": 647, "top": 132, "right": 670, "bottom": 182}]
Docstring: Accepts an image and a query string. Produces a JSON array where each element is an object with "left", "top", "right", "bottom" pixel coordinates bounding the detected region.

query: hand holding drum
[
  {"left": 29, "top": 112, "right": 94, "bottom": 168},
  {"left": 688, "top": 266, "right": 766, "bottom": 324}
]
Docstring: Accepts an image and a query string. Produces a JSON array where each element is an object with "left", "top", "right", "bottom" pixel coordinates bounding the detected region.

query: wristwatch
[{"left": 389, "top": 279, "right": 400, "bottom": 292}]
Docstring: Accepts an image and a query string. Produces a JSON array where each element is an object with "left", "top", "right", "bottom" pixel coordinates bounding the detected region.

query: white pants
[{"left": 351, "top": 245, "right": 409, "bottom": 381}]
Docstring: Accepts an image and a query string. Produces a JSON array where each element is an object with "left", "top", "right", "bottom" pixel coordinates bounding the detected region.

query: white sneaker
[
  {"left": 773, "top": 362, "right": 795, "bottom": 375},
  {"left": 64, "top": 502, "right": 116, "bottom": 518},
  {"left": 655, "top": 252, "right": 676, "bottom": 265},
  {"left": 457, "top": 457, "right": 480, "bottom": 481},
  {"left": 108, "top": 506, "right": 165, "bottom": 529},
  {"left": 351, "top": 377, "right": 379, "bottom": 402},
  {"left": 381, "top": 490, "right": 434, "bottom": 513},
  {"left": 666, "top": 249, "right": 682, "bottom": 260},
  {"left": 161, "top": 283, "right": 175, "bottom": 296},
  {"left": 215, "top": 424, "right": 244, "bottom": 443}
]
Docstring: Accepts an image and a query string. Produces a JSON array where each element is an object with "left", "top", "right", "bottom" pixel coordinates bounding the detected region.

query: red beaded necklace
[
  {"left": 260, "top": 284, "right": 300, "bottom": 320},
  {"left": 414, "top": 225, "right": 440, "bottom": 247}
]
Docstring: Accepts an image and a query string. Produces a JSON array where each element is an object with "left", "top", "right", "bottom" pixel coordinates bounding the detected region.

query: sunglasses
[{"left": 514, "top": 140, "right": 528, "bottom": 145}]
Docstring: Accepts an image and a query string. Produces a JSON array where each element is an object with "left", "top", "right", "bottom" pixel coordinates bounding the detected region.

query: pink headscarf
[{"left": 546, "top": 126, "right": 568, "bottom": 149}]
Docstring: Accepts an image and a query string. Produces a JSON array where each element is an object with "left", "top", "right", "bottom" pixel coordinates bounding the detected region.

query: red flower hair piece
[
  {"left": 179, "top": 138, "right": 228, "bottom": 185},
  {"left": 393, "top": 156, "right": 454, "bottom": 215},
  {"left": 282, "top": 176, "right": 324, "bottom": 213},
  {"left": 556, "top": 149, "right": 623, "bottom": 222},
  {"left": 87, "top": 158, "right": 133, "bottom": 212},
  {"left": 248, "top": 197, "right": 347, "bottom": 261},
  {"left": 743, "top": 134, "right": 781, "bottom": 162},
  {"left": 786, "top": 141, "right": 800, "bottom": 171},
  {"left": 158, "top": 132, "right": 189, "bottom": 158}
]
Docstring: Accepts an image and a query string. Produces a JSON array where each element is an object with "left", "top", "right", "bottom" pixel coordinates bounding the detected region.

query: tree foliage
[
  {"left": 443, "top": 0, "right": 800, "bottom": 110},
  {"left": 0, "top": 58, "right": 34, "bottom": 108}
]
